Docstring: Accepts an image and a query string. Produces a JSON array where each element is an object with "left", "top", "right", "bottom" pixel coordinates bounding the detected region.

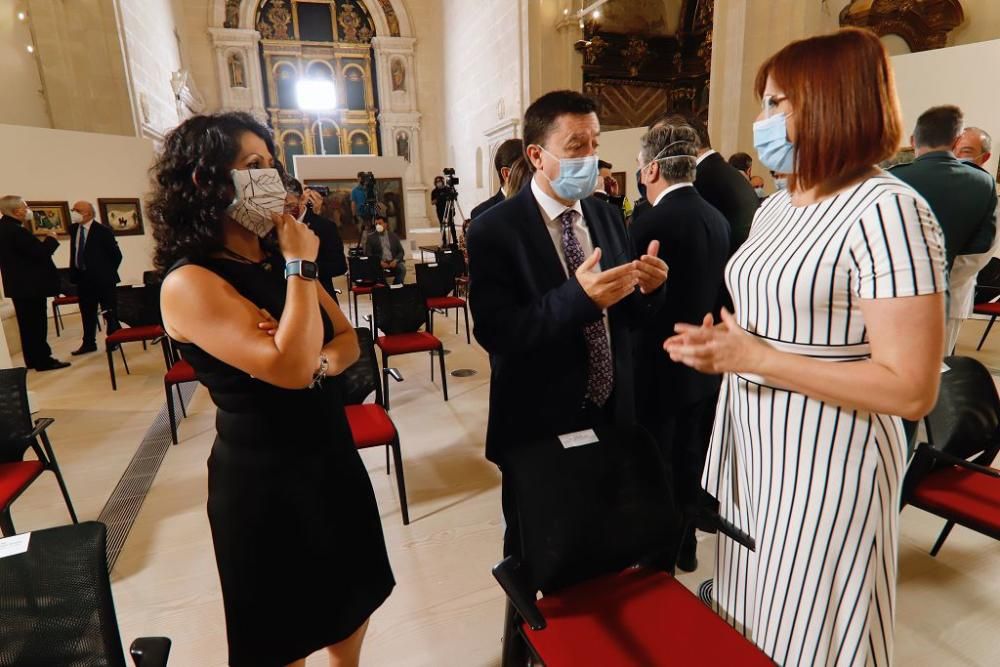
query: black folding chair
[
  {"left": 902, "top": 356, "right": 1000, "bottom": 556},
  {"left": 974, "top": 257, "right": 1000, "bottom": 350},
  {"left": 493, "top": 422, "right": 770, "bottom": 666},
  {"left": 416, "top": 262, "right": 470, "bottom": 344},
  {"left": 341, "top": 328, "right": 410, "bottom": 524},
  {"left": 0, "top": 367, "right": 77, "bottom": 536},
  {"left": 0, "top": 521, "right": 170, "bottom": 666},
  {"left": 105, "top": 285, "right": 171, "bottom": 390},
  {"left": 347, "top": 255, "right": 387, "bottom": 327},
  {"left": 372, "top": 284, "right": 448, "bottom": 410},
  {"left": 52, "top": 268, "right": 99, "bottom": 337}
]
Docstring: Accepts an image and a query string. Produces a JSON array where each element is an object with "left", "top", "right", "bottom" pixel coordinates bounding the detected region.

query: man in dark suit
[
  {"left": 364, "top": 213, "right": 406, "bottom": 284},
  {"left": 654, "top": 113, "right": 759, "bottom": 255},
  {"left": 69, "top": 201, "right": 122, "bottom": 355},
  {"left": 289, "top": 182, "right": 346, "bottom": 300},
  {"left": 470, "top": 138, "right": 524, "bottom": 220},
  {"left": 467, "top": 90, "right": 668, "bottom": 554},
  {"left": 630, "top": 124, "right": 731, "bottom": 572},
  {"left": 0, "top": 196, "right": 69, "bottom": 370},
  {"left": 890, "top": 106, "right": 998, "bottom": 353}
]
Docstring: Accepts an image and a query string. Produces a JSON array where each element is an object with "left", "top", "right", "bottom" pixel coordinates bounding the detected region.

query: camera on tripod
[{"left": 437, "top": 168, "right": 461, "bottom": 247}]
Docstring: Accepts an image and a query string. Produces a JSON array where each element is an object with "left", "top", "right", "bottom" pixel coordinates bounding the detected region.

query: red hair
[{"left": 755, "top": 28, "right": 903, "bottom": 193}]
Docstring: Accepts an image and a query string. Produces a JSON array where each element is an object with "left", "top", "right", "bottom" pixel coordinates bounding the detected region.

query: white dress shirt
[
  {"left": 652, "top": 182, "right": 694, "bottom": 207},
  {"left": 695, "top": 149, "right": 717, "bottom": 167},
  {"left": 530, "top": 177, "right": 611, "bottom": 341}
]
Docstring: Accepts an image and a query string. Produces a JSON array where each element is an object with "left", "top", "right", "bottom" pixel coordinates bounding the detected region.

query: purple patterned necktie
[{"left": 559, "top": 209, "right": 614, "bottom": 406}]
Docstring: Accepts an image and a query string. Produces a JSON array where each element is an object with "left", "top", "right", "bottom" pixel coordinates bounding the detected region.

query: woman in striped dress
[{"left": 665, "top": 29, "right": 946, "bottom": 666}]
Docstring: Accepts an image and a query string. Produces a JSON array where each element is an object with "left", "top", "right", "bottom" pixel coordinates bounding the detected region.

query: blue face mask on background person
[
  {"left": 538, "top": 146, "right": 599, "bottom": 201},
  {"left": 753, "top": 112, "right": 796, "bottom": 174},
  {"left": 774, "top": 177, "right": 789, "bottom": 191}
]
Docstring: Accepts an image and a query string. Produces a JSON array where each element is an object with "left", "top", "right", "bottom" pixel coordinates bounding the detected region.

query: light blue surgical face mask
[
  {"left": 754, "top": 187, "right": 766, "bottom": 198},
  {"left": 774, "top": 177, "right": 789, "bottom": 191},
  {"left": 538, "top": 146, "right": 599, "bottom": 201},
  {"left": 753, "top": 112, "right": 796, "bottom": 174}
]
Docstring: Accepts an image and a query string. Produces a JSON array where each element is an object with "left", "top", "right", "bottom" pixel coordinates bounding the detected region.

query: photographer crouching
[{"left": 364, "top": 213, "right": 406, "bottom": 284}]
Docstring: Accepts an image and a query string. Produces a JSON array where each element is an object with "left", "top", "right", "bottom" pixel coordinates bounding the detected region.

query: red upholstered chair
[
  {"left": 0, "top": 368, "right": 77, "bottom": 536},
  {"left": 415, "top": 261, "right": 470, "bottom": 344},
  {"left": 372, "top": 284, "right": 448, "bottom": 410},
  {"left": 164, "top": 358, "right": 197, "bottom": 445},
  {"left": 493, "top": 425, "right": 772, "bottom": 666},
  {"left": 347, "top": 254, "right": 387, "bottom": 327},
  {"left": 106, "top": 285, "right": 171, "bottom": 390},
  {"left": 902, "top": 356, "right": 1000, "bottom": 556},
  {"left": 341, "top": 327, "right": 409, "bottom": 524}
]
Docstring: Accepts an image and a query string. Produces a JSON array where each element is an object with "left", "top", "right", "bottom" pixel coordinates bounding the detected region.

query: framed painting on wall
[
  {"left": 303, "top": 177, "right": 406, "bottom": 243},
  {"left": 98, "top": 198, "right": 145, "bottom": 236},
  {"left": 24, "top": 201, "right": 71, "bottom": 237}
]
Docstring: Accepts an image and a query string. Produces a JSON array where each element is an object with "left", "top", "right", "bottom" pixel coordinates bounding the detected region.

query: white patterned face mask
[{"left": 227, "top": 168, "right": 287, "bottom": 237}]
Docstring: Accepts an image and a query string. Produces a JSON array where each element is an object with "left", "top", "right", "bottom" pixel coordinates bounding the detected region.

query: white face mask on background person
[
  {"left": 70, "top": 210, "right": 84, "bottom": 225},
  {"left": 23, "top": 208, "right": 34, "bottom": 222},
  {"left": 375, "top": 223, "right": 385, "bottom": 233}
]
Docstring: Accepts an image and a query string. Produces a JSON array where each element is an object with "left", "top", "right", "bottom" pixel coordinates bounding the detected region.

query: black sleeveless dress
[{"left": 167, "top": 257, "right": 394, "bottom": 667}]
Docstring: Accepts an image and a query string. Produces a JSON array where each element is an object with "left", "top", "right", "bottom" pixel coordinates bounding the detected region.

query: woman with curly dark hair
[{"left": 153, "top": 112, "right": 394, "bottom": 667}]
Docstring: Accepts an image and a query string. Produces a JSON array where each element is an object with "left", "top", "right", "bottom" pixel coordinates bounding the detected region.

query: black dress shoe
[
  {"left": 72, "top": 344, "right": 98, "bottom": 356},
  {"left": 676, "top": 532, "right": 699, "bottom": 573},
  {"left": 35, "top": 359, "right": 71, "bottom": 371}
]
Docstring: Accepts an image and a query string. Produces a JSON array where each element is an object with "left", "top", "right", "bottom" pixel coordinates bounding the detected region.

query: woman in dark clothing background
[{"left": 151, "top": 112, "right": 394, "bottom": 667}]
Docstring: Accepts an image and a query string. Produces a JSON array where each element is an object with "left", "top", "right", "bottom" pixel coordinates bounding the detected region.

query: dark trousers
[
  {"left": 650, "top": 395, "right": 717, "bottom": 548},
  {"left": 12, "top": 297, "right": 53, "bottom": 368},
  {"left": 78, "top": 280, "right": 120, "bottom": 345}
]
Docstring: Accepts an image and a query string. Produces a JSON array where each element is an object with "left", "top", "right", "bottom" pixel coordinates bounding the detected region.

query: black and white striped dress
[{"left": 704, "top": 174, "right": 946, "bottom": 666}]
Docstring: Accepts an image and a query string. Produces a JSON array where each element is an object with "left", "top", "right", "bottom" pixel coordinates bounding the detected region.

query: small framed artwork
[
  {"left": 98, "top": 198, "right": 145, "bottom": 236},
  {"left": 24, "top": 201, "right": 71, "bottom": 237}
]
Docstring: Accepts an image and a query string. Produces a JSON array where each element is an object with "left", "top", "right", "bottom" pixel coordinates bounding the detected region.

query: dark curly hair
[{"left": 149, "top": 112, "right": 286, "bottom": 273}]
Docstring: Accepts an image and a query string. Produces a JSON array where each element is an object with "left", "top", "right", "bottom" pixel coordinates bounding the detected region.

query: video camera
[
  {"left": 439, "top": 167, "right": 460, "bottom": 202},
  {"left": 309, "top": 185, "right": 331, "bottom": 197}
]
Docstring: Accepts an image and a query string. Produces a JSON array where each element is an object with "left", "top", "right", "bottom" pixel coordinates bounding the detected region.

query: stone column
[{"left": 209, "top": 27, "right": 267, "bottom": 122}]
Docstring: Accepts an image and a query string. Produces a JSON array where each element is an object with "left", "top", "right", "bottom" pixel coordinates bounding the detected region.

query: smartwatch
[{"left": 285, "top": 259, "right": 319, "bottom": 281}]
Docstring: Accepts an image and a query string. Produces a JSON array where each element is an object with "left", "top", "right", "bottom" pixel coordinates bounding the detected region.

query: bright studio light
[
  {"left": 592, "top": 10, "right": 600, "bottom": 18},
  {"left": 17, "top": 11, "right": 26, "bottom": 21},
  {"left": 296, "top": 79, "right": 337, "bottom": 112},
  {"left": 26, "top": 44, "right": 34, "bottom": 53}
]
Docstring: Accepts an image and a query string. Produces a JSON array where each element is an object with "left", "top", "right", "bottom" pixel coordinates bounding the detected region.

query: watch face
[{"left": 301, "top": 261, "right": 319, "bottom": 279}]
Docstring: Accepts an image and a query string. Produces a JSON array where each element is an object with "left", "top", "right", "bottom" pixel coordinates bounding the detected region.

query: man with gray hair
[
  {"left": 630, "top": 123, "right": 730, "bottom": 572},
  {"left": 69, "top": 200, "right": 122, "bottom": 355},
  {"left": 0, "top": 195, "right": 69, "bottom": 370}
]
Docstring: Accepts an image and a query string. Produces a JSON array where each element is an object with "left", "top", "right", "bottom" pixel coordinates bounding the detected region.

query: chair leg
[
  {"left": 455, "top": 307, "right": 459, "bottom": 335},
  {"left": 160, "top": 338, "right": 172, "bottom": 371},
  {"left": 430, "top": 350, "right": 435, "bottom": 381},
  {"left": 501, "top": 600, "right": 531, "bottom": 667},
  {"left": 107, "top": 348, "right": 118, "bottom": 391},
  {"left": 41, "top": 433, "right": 78, "bottom": 524},
  {"left": 385, "top": 445, "right": 390, "bottom": 475},
  {"left": 382, "top": 351, "right": 391, "bottom": 411},
  {"left": 439, "top": 347, "right": 449, "bottom": 401},
  {"left": 142, "top": 340, "right": 147, "bottom": 351},
  {"left": 166, "top": 381, "right": 178, "bottom": 445},
  {"left": 464, "top": 305, "right": 471, "bottom": 344},
  {"left": 390, "top": 436, "right": 410, "bottom": 525},
  {"left": 977, "top": 315, "right": 997, "bottom": 350},
  {"left": 929, "top": 520, "right": 956, "bottom": 557},
  {"left": 120, "top": 346, "right": 130, "bottom": 374},
  {"left": 353, "top": 292, "right": 359, "bottom": 326},
  {"left": 176, "top": 385, "right": 187, "bottom": 418},
  {"left": 53, "top": 303, "right": 61, "bottom": 337},
  {"left": 0, "top": 509, "right": 14, "bottom": 537},
  {"left": 428, "top": 309, "right": 434, "bottom": 334}
]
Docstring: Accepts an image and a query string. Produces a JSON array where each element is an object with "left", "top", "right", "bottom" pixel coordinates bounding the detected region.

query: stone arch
[{"left": 211, "top": 0, "right": 413, "bottom": 37}]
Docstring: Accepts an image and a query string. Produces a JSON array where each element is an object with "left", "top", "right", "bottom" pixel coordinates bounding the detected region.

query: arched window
[
  {"left": 306, "top": 60, "right": 335, "bottom": 81},
  {"left": 280, "top": 131, "right": 305, "bottom": 175},
  {"left": 349, "top": 131, "right": 371, "bottom": 155},
  {"left": 274, "top": 62, "right": 298, "bottom": 109},
  {"left": 313, "top": 120, "right": 342, "bottom": 155},
  {"left": 344, "top": 65, "right": 366, "bottom": 111}
]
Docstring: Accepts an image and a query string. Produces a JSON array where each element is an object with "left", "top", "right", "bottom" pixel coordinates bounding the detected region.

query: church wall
[
  {"left": 439, "top": 0, "right": 527, "bottom": 216},
  {"left": 401, "top": 0, "right": 445, "bottom": 190},
  {"left": 176, "top": 0, "right": 223, "bottom": 113},
  {"left": 0, "top": 5, "right": 52, "bottom": 128},
  {"left": 118, "top": 0, "right": 185, "bottom": 139},
  {"left": 0, "top": 123, "right": 158, "bottom": 287}
]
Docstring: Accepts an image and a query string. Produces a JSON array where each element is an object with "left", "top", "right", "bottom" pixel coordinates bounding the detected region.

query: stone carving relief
[
  {"left": 839, "top": 0, "right": 965, "bottom": 52},
  {"left": 257, "top": 0, "right": 294, "bottom": 40},
  {"left": 390, "top": 58, "right": 406, "bottom": 91},
  {"left": 338, "top": 1, "right": 374, "bottom": 43},
  {"left": 228, "top": 52, "right": 247, "bottom": 88},
  {"left": 225, "top": 0, "right": 241, "bottom": 28},
  {"left": 396, "top": 130, "right": 410, "bottom": 162}
]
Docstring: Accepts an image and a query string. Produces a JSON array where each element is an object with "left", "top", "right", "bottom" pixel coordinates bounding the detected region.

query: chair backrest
[
  {"left": 340, "top": 327, "right": 383, "bottom": 406},
  {"left": 56, "top": 268, "right": 77, "bottom": 297},
  {"left": 116, "top": 284, "right": 162, "bottom": 328},
  {"left": 415, "top": 262, "right": 457, "bottom": 299},
  {"left": 348, "top": 255, "right": 386, "bottom": 287},
  {"left": 925, "top": 356, "right": 1000, "bottom": 464},
  {"left": 0, "top": 368, "right": 37, "bottom": 463},
  {"left": 502, "top": 421, "right": 681, "bottom": 594},
  {"left": 0, "top": 521, "right": 127, "bottom": 667},
  {"left": 434, "top": 246, "right": 467, "bottom": 277},
  {"left": 372, "top": 284, "right": 428, "bottom": 335},
  {"left": 974, "top": 257, "right": 1000, "bottom": 304}
]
